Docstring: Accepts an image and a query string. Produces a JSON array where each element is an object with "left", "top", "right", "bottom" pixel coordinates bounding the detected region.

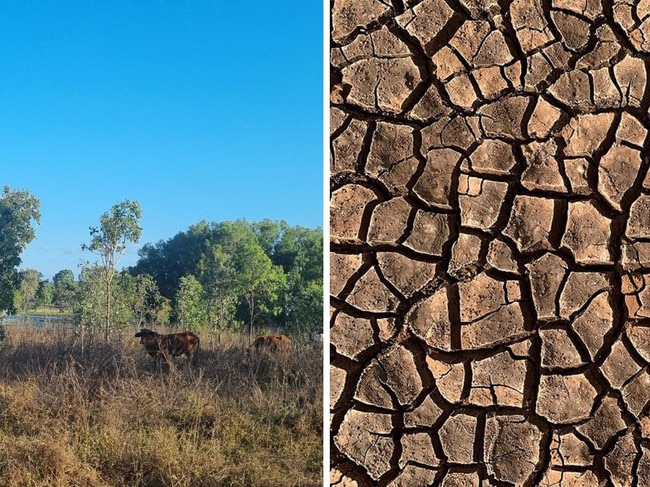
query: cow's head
[{"left": 135, "top": 328, "right": 157, "bottom": 339}]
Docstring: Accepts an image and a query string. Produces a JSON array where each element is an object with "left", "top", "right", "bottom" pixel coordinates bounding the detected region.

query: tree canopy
[
  {"left": 132, "top": 219, "right": 322, "bottom": 334},
  {"left": 0, "top": 186, "right": 40, "bottom": 313}
]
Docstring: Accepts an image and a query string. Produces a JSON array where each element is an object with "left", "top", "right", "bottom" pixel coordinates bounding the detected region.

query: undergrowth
[{"left": 0, "top": 326, "right": 323, "bottom": 487}]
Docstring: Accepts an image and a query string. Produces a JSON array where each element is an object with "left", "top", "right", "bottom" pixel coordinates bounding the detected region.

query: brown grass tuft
[{"left": 0, "top": 326, "right": 323, "bottom": 487}]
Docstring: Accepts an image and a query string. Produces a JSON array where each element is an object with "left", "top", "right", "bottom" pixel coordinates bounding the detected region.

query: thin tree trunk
[
  {"left": 81, "top": 323, "right": 85, "bottom": 358},
  {"left": 104, "top": 272, "right": 113, "bottom": 342},
  {"left": 248, "top": 290, "right": 255, "bottom": 344}
]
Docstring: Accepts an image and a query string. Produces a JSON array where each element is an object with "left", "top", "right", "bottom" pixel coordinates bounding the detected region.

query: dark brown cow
[
  {"left": 247, "top": 334, "right": 292, "bottom": 355},
  {"left": 135, "top": 328, "right": 200, "bottom": 365}
]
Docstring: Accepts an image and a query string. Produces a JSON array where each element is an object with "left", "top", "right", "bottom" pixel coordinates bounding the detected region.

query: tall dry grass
[{"left": 0, "top": 325, "right": 323, "bottom": 487}]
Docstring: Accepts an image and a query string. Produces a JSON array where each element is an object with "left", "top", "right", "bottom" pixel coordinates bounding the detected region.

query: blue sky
[{"left": 0, "top": 1, "right": 323, "bottom": 280}]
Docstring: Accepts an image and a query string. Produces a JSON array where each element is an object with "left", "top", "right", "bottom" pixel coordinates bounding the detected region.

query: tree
[
  {"left": 274, "top": 225, "right": 323, "bottom": 281},
  {"left": 120, "top": 272, "right": 170, "bottom": 329},
  {"left": 240, "top": 260, "right": 285, "bottom": 338},
  {"left": 175, "top": 274, "right": 206, "bottom": 333},
  {"left": 73, "top": 264, "right": 107, "bottom": 348},
  {"left": 36, "top": 280, "right": 54, "bottom": 309},
  {"left": 227, "top": 223, "right": 285, "bottom": 340},
  {"left": 0, "top": 186, "right": 40, "bottom": 313},
  {"left": 129, "top": 218, "right": 322, "bottom": 339},
  {"left": 82, "top": 199, "right": 142, "bottom": 340},
  {"left": 14, "top": 269, "right": 42, "bottom": 312},
  {"left": 131, "top": 221, "right": 211, "bottom": 300},
  {"left": 274, "top": 226, "right": 323, "bottom": 333},
  {"left": 252, "top": 219, "right": 283, "bottom": 257},
  {"left": 196, "top": 243, "right": 239, "bottom": 334},
  {"left": 53, "top": 269, "right": 77, "bottom": 312},
  {"left": 284, "top": 279, "right": 322, "bottom": 334}
]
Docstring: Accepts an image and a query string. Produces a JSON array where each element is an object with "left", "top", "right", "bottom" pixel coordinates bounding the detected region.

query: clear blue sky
[{"left": 1, "top": 1, "right": 323, "bottom": 281}]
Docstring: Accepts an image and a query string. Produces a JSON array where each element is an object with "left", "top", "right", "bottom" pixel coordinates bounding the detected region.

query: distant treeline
[{"left": 14, "top": 219, "right": 323, "bottom": 336}]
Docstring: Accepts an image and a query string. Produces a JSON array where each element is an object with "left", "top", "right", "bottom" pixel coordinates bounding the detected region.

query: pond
[{"left": 1, "top": 314, "right": 73, "bottom": 327}]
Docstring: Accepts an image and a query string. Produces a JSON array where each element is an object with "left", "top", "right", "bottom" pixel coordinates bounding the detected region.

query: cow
[
  {"left": 246, "top": 334, "right": 292, "bottom": 355},
  {"left": 135, "top": 328, "right": 200, "bottom": 366}
]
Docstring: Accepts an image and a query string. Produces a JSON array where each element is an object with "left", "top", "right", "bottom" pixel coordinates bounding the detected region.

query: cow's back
[
  {"left": 165, "top": 331, "right": 200, "bottom": 358},
  {"left": 136, "top": 328, "right": 200, "bottom": 365},
  {"left": 250, "top": 334, "right": 291, "bottom": 352},
  {"left": 274, "top": 334, "right": 291, "bottom": 348}
]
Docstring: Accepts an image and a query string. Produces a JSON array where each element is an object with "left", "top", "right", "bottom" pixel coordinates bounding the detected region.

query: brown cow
[
  {"left": 135, "top": 328, "right": 200, "bottom": 365},
  {"left": 247, "top": 334, "right": 292, "bottom": 355}
]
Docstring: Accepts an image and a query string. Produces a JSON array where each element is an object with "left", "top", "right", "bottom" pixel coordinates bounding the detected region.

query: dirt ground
[{"left": 330, "top": 1, "right": 650, "bottom": 485}]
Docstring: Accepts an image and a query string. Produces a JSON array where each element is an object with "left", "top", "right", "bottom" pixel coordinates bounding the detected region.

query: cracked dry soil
[{"left": 330, "top": 1, "right": 650, "bottom": 486}]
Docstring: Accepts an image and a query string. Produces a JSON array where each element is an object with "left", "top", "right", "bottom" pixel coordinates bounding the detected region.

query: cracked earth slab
[{"left": 331, "top": 0, "right": 650, "bottom": 485}]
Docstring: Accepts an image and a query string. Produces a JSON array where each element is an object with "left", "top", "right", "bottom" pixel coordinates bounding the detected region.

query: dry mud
[{"left": 330, "top": 1, "right": 650, "bottom": 485}]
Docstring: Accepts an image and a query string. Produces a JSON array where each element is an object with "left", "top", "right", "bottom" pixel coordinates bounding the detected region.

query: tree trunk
[
  {"left": 248, "top": 290, "right": 255, "bottom": 345},
  {"left": 104, "top": 272, "right": 113, "bottom": 342},
  {"left": 80, "top": 322, "right": 85, "bottom": 358}
]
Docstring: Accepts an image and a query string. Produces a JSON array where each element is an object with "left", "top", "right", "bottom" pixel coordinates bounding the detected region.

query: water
[{"left": 1, "top": 314, "right": 73, "bottom": 327}]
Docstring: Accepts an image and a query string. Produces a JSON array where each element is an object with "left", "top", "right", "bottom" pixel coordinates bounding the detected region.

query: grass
[{"left": 0, "top": 325, "right": 323, "bottom": 487}]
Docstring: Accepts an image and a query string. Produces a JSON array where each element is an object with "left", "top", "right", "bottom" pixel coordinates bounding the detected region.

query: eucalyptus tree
[
  {"left": 82, "top": 199, "right": 142, "bottom": 340},
  {"left": 0, "top": 186, "right": 40, "bottom": 313},
  {"left": 240, "top": 246, "right": 286, "bottom": 340}
]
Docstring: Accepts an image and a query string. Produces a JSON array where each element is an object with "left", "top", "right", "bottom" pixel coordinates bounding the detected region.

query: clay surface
[{"left": 331, "top": 1, "right": 650, "bottom": 485}]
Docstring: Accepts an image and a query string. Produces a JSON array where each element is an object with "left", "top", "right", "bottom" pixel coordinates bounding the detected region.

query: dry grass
[{"left": 0, "top": 326, "right": 323, "bottom": 487}]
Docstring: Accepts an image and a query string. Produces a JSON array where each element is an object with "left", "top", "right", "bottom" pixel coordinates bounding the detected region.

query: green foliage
[
  {"left": 0, "top": 186, "right": 40, "bottom": 313},
  {"left": 175, "top": 274, "right": 207, "bottom": 333},
  {"left": 82, "top": 200, "right": 142, "bottom": 340},
  {"left": 13, "top": 269, "right": 42, "bottom": 313},
  {"left": 73, "top": 264, "right": 108, "bottom": 334},
  {"left": 53, "top": 269, "right": 77, "bottom": 311},
  {"left": 133, "top": 222, "right": 210, "bottom": 299},
  {"left": 131, "top": 219, "right": 322, "bottom": 335},
  {"left": 75, "top": 266, "right": 155, "bottom": 337},
  {"left": 82, "top": 199, "right": 143, "bottom": 268},
  {"left": 274, "top": 224, "right": 323, "bottom": 282},
  {"left": 284, "top": 280, "right": 323, "bottom": 334},
  {"left": 224, "top": 221, "right": 284, "bottom": 336},
  {"left": 252, "top": 218, "right": 282, "bottom": 256},
  {"left": 0, "top": 182, "right": 320, "bottom": 340},
  {"left": 275, "top": 226, "right": 323, "bottom": 333},
  {"left": 119, "top": 272, "right": 170, "bottom": 328},
  {"left": 14, "top": 270, "right": 54, "bottom": 312},
  {"left": 36, "top": 280, "right": 54, "bottom": 308},
  {"left": 73, "top": 216, "right": 322, "bottom": 336},
  {"left": 197, "top": 241, "right": 239, "bottom": 333}
]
